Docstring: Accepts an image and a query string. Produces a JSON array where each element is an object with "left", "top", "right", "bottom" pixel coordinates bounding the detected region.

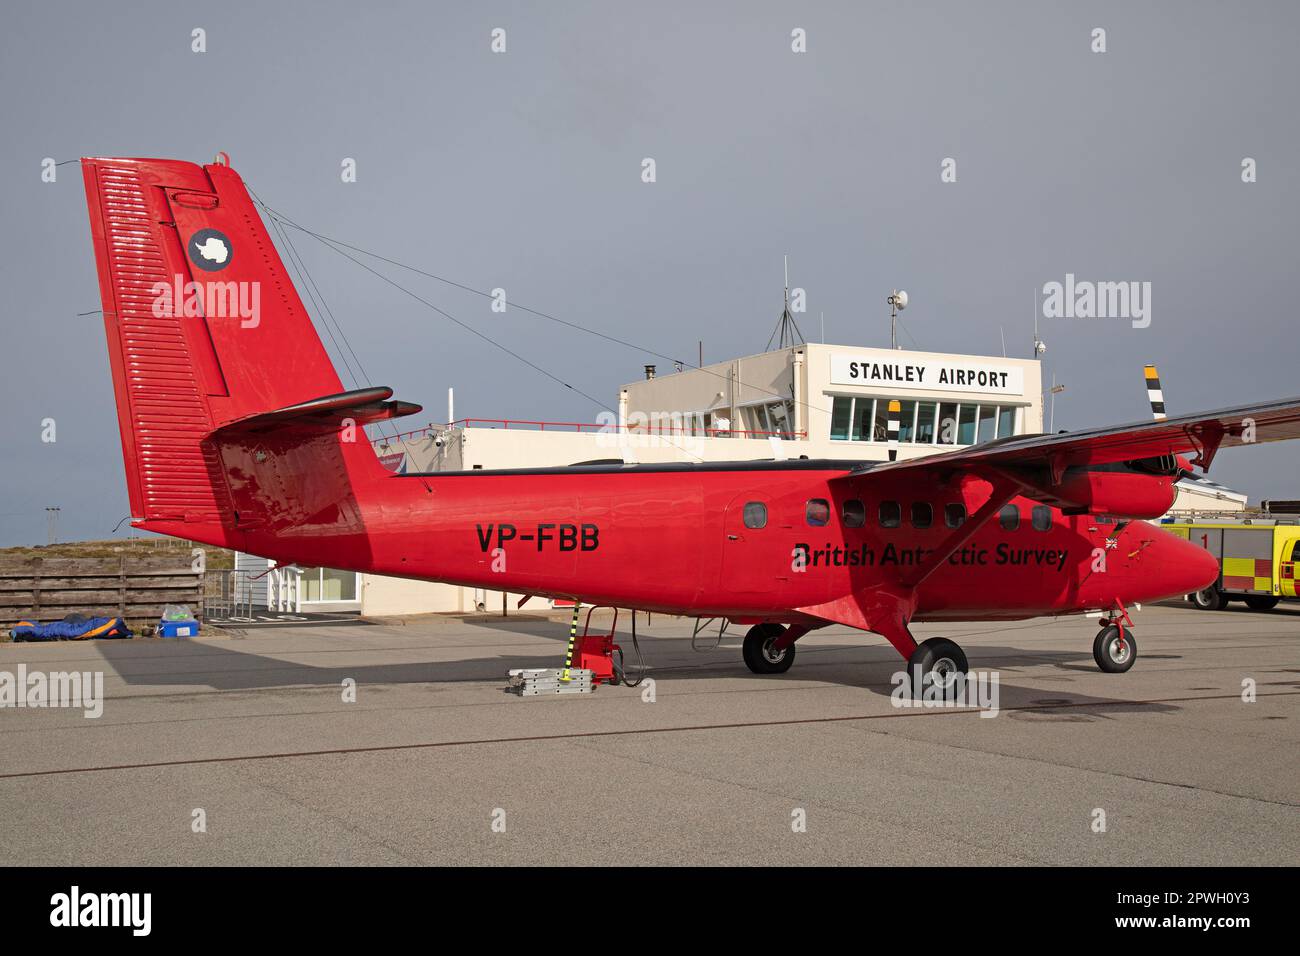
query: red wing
[{"left": 848, "top": 395, "right": 1300, "bottom": 477}]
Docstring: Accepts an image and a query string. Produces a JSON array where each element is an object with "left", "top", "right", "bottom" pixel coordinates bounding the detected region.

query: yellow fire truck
[{"left": 1164, "top": 516, "right": 1300, "bottom": 610}]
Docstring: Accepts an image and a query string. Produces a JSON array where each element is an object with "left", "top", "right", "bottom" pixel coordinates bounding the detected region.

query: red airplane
[{"left": 80, "top": 156, "right": 1300, "bottom": 686}]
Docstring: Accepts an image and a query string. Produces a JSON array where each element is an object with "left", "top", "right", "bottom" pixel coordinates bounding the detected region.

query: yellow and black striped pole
[
  {"left": 1144, "top": 364, "right": 1166, "bottom": 421},
  {"left": 560, "top": 601, "right": 580, "bottom": 682},
  {"left": 887, "top": 400, "right": 901, "bottom": 461}
]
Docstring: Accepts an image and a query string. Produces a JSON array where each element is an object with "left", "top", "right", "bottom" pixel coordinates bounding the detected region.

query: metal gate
[{"left": 203, "top": 569, "right": 256, "bottom": 621}]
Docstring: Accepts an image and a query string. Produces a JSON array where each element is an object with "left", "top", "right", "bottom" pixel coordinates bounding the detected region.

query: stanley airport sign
[{"left": 829, "top": 353, "right": 1025, "bottom": 396}]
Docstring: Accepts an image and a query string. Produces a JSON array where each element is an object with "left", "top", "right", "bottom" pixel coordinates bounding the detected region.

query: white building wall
[
  {"left": 359, "top": 574, "right": 546, "bottom": 620},
  {"left": 1170, "top": 483, "right": 1248, "bottom": 515},
  {"left": 233, "top": 551, "right": 270, "bottom": 608},
  {"left": 621, "top": 343, "right": 1044, "bottom": 461},
  {"left": 802, "top": 343, "right": 1044, "bottom": 440}
]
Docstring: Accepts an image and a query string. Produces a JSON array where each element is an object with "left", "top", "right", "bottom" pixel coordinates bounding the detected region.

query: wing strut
[{"left": 899, "top": 475, "right": 1023, "bottom": 589}]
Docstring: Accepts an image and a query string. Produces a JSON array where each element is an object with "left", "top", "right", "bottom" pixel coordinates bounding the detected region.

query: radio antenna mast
[{"left": 766, "top": 254, "right": 805, "bottom": 351}]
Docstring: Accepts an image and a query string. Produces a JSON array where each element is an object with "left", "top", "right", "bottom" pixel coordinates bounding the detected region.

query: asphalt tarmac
[{"left": 1, "top": 603, "right": 1296, "bottom": 865}]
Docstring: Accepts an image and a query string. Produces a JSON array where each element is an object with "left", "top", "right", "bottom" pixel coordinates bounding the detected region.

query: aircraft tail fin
[{"left": 81, "top": 156, "right": 418, "bottom": 546}]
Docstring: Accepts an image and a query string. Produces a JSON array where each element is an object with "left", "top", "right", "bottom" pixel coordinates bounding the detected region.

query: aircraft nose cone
[{"left": 1118, "top": 525, "right": 1224, "bottom": 604}]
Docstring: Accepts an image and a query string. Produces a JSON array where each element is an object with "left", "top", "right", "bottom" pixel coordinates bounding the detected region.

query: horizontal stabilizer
[{"left": 209, "top": 387, "right": 422, "bottom": 438}]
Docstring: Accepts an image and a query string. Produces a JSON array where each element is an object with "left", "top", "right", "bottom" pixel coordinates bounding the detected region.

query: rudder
[{"left": 81, "top": 156, "right": 386, "bottom": 540}]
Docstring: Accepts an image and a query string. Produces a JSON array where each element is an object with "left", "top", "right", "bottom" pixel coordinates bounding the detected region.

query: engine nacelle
[{"left": 1021, "top": 457, "right": 1184, "bottom": 520}]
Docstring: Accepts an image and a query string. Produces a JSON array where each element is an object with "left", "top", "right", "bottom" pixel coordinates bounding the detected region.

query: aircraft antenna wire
[
  {"left": 249, "top": 192, "right": 708, "bottom": 463},
  {"left": 244, "top": 193, "right": 842, "bottom": 437},
  {"left": 252, "top": 191, "right": 434, "bottom": 489}
]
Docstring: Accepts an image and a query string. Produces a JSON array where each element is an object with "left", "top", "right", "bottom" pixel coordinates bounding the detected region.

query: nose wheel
[
  {"left": 1093, "top": 624, "right": 1137, "bottom": 673},
  {"left": 742, "top": 623, "right": 796, "bottom": 674}
]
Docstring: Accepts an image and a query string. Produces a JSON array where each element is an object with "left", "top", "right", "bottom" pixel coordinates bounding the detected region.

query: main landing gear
[
  {"left": 741, "top": 622, "right": 973, "bottom": 690},
  {"left": 742, "top": 623, "right": 797, "bottom": 674},
  {"left": 908, "top": 638, "right": 969, "bottom": 688},
  {"left": 1093, "top": 601, "right": 1137, "bottom": 673}
]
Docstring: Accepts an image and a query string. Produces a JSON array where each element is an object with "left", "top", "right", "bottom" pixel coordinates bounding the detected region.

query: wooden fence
[{"left": 0, "top": 554, "right": 204, "bottom": 627}]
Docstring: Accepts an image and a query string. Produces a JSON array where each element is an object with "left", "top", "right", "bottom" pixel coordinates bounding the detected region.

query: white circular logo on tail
[{"left": 188, "top": 228, "right": 232, "bottom": 271}]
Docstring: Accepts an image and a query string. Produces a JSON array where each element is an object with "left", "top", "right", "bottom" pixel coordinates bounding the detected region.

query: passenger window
[
  {"left": 879, "top": 501, "right": 901, "bottom": 528},
  {"left": 743, "top": 502, "right": 767, "bottom": 529},
  {"left": 999, "top": 504, "right": 1020, "bottom": 531},
  {"left": 945, "top": 503, "right": 966, "bottom": 528},
  {"left": 911, "top": 502, "right": 933, "bottom": 529},
  {"left": 842, "top": 499, "right": 866, "bottom": 528},
  {"left": 806, "top": 499, "right": 831, "bottom": 527},
  {"left": 1031, "top": 505, "right": 1052, "bottom": 531}
]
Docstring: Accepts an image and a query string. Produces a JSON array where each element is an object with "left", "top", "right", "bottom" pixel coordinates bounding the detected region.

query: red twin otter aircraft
[{"left": 80, "top": 156, "right": 1300, "bottom": 687}]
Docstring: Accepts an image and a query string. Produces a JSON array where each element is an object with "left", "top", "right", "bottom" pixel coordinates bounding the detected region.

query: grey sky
[{"left": 2, "top": 1, "right": 1297, "bottom": 546}]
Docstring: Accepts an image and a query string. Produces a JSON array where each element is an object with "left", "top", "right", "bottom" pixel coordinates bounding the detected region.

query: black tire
[
  {"left": 742, "top": 623, "right": 795, "bottom": 674},
  {"left": 1192, "top": 585, "right": 1229, "bottom": 610},
  {"left": 907, "top": 637, "right": 969, "bottom": 692},
  {"left": 1093, "top": 625, "right": 1137, "bottom": 673},
  {"left": 1244, "top": 594, "right": 1281, "bottom": 611}
]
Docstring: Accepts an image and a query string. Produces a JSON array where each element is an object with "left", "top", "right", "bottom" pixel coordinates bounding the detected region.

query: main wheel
[
  {"left": 1192, "top": 585, "right": 1229, "bottom": 610},
  {"left": 907, "top": 637, "right": 969, "bottom": 692},
  {"left": 1244, "top": 594, "right": 1280, "bottom": 611},
  {"left": 742, "top": 623, "right": 795, "bottom": 674},
  {"left": 1093, "top": 624, "right": 1136, "bottom": 673}
]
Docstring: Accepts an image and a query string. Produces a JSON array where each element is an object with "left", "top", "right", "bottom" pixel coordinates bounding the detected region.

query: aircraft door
[{"left": 723, "top": 494, "right": 779, "bottom": 596}]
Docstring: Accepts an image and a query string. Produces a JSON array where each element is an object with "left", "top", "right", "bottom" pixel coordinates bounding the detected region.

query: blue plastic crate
[{"left": 158, "top": 619, "right": 200, "bottom": 638}]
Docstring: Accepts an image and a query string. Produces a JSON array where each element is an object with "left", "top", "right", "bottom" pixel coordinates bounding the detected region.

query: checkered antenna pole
[
  {"left": 887, "top": 400, "right": 901, "bottom": 462},
  {"left": 1144, "top": 365, "right": 1166, "bottom": 421},
  {"left": 560, "top": 601, "right": 580, "bottom": 682}
]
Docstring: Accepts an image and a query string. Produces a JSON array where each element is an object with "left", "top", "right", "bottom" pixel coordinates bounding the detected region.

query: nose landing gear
[
  {"left": 1093, "top": 624, "right": 1136, "bottom": 672},
  {"left": 1093, "top": 601, "right": 1137, "bottom": 673}
]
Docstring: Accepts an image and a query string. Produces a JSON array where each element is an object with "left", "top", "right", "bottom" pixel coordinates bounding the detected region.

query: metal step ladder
[{"left": 506, "top": 668, "right": 594, "bottom": 696}]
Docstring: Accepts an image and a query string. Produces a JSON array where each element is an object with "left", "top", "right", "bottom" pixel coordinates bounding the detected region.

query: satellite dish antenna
[{"left": 887, "top": 290, "right": 909, "bottom": 349}]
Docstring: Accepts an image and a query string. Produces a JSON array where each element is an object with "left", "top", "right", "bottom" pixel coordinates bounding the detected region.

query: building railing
[
  {"left": 372, "top": 418, "right": 807, "bottom": 448},
  {"left": 1162, "top": 511, "right": 1295, "bottom": 524}
]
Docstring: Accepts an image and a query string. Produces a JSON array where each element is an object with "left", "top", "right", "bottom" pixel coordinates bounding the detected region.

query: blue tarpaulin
[{"left": 10, "top": 615, "right": 133, "bottom": 642}]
